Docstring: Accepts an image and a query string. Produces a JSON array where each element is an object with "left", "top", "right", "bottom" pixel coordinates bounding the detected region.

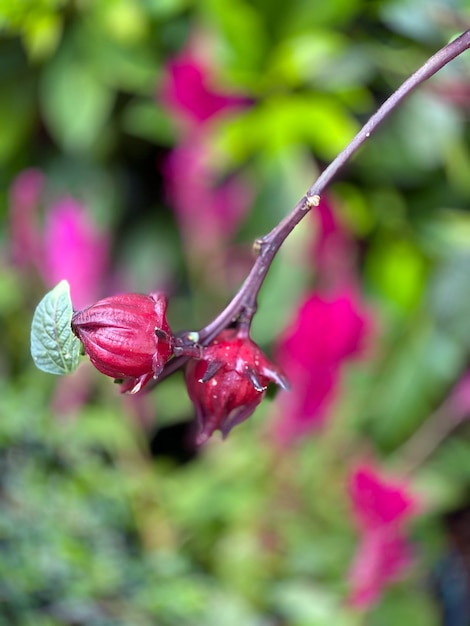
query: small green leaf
[{"left": 31, "top": 280, "right": 81, "bottom": 375}]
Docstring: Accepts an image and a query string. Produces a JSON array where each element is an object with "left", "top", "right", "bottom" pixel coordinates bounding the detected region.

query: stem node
[
  {"left": 253, "top": 238, "right": 264, "bottom": 256},
  {"left": 304, "top": 194, "right": 321, "bottom": 209}
]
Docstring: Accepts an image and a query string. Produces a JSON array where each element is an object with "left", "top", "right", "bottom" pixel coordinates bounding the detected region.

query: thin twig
[{"left": 397, "top": 400, "right": 468, "bottom": 476}]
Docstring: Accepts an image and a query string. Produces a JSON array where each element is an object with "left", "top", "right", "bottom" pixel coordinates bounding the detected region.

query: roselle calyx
[
  {"left": 71, "top": 292, "right": 173, "bottom": 394},
  {"left": 185, "top": 328, "right": 288, "bottom": 444}
]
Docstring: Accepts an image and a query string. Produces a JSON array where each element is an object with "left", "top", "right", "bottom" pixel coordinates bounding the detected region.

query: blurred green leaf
[
  {"left": 93, "top": 0, "right": 148, "bottom": 44},
  {"left": 430, "top": 251, "right": 470, "bottom": 345},
  {"left": 381, "top": 0, "right": 444, "bottom": 43},
  {"left": 201, "top": 0, "right": 268, "bottom": 78},
  {"left": 40, "top": 50, "right": 113, "bottom": 153},
  {"left": 142, "top": 0, "right": 192, "bottom": 18},
  {"left": 360, "top": 92, "right": 463, "bottom": 183},
  {"left": 67, "top": 405, "right": 140, "bottom": 455},
  {"left": 0, "top": 74, "right": 35, "bottom": 164},
  {"left": 270, "top": 582, "right": 359, "bottom": 626},
  {"left": 366, "top": 236, "right": 427, "bottom": 312},
  {"left": 268, "top": 31, "right": 372, "bottom": 90},
  {"left": 30, "top": 280, "right": 81, "bottom": 375},
  {"left": 82, "top": 27, "right": 159, "bottom": 93},
  {"left": 121, "top": 99, "right": 177, "bottom": 144},
  {"left": 23, "top": 11, "right": 62, "bottom": 60},
  {"left": 367, "top": 322, "right": 465, "bottom": 449},
  {"left": 0, "top": 268, "right": 24, "bottom": 315},
  {"left": 281, "top": 0, "right": 361, "bottom": 33},
  {"left": 369, "top": 585, "right": 439, "bottom": 626},
  {"left": 214, "top": 93, "right": 358, "bottom": 163}
]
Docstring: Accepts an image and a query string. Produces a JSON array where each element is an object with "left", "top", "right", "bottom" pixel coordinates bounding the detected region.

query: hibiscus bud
[
  {"left": 185, "top": 328, "right": 288, "bottom": 444},
  {"left": 71, "top": 292, "right": 173, "bottom": 394}
]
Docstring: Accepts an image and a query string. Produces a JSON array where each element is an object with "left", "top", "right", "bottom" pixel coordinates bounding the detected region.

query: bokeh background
[{"left": 2, "top": 0, "right": 470, "bottom": 624}]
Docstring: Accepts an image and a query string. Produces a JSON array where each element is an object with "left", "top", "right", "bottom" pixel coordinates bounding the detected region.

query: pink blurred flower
[
  {"left": 160, "top": 41, "right": 253, "bottom": 263},
  {"left": 350, "top": 464, "right": 416, "bottom": 528},
  {"left": 8, "top": 170, "right": 109, "bottom": 309},
  {"left": 43, "top": 197, "right": 109, "bottom": 309},
  {"left": 447, "top": 371, "right": 470, "bottom": 417},
  {"left": 161, "top": 48, "right": 249, "bottom": 127},
  {"left": 348, "top": 464, "right": 417, "bottom": 607},
  {"left": 270, "top": 195, "right": 372, "bottom": 444},
  {"left": 164, "top": 139, "right": 251, "bottom": 258},
  {"left": 272, "top": 289, "right": 370, "bottom": 444}
]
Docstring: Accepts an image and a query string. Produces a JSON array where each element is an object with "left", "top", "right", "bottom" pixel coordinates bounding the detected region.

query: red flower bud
[
  {"left": 185, "top": 328, "right": 288, "bottom": 444},
  {"left": 71, "top": 292, "right": 173, "bottom": 394}
]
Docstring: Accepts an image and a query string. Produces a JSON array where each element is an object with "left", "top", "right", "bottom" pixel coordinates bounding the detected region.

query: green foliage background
[{"left": 2, "top": 0, "right": 470, "bottom": 623}]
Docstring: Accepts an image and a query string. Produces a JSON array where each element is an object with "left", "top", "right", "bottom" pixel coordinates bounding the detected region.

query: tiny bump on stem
[
  {"left": 304, "top": 194, "right": 321, "bottom": 209},
  {"left": 253, "top": 238, "right": 264, "bottom": 256}
]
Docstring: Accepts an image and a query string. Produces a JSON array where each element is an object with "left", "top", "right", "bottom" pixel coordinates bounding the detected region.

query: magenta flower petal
[
  {"left": 278, "top": 291, "right": 368, "bottom": 370},
  {"left": 164, "top": 139, "right": 252, "bottom": 254},
  {"left": 348, "top": 528, "right": 414, "bottom": 607},
  {"left": 161, "top": 50, "right": 249, "bottom": 126},
  {"left": 160, "top": 44, "right": 252, "bottom": 256},
  {"left": 43, "top": 197, "right": 109, "bottom": 309},
  {"left": 272, "top": 289, "right": 370, "bottom": 444},
  {"left": 350, "top": 465, "right": 416, "bottom": 530},
  {"left": 347, "top": 464, "right": 417, "bottom": 608},
  {"left": 273, "top": 367, "right": 337, "bottom": 441}
]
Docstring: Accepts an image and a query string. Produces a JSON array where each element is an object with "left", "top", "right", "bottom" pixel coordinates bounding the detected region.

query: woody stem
[
  {"left": 200, "top": 30, "right": 470, "bottom": 340},
  {"left": 158, "top": 29, "right": 470, "bottom": 382}
]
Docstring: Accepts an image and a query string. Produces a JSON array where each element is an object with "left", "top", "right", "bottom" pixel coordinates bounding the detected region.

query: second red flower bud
[{"left": 185, "top": 328, "right": 289, "bottom": 444}]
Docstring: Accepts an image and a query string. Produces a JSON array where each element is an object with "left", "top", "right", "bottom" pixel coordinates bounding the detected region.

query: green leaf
[
  {"left": 214, "top": 93, "right": 358, "bottom": 163},
  {"left": 270, "top": 582, "right": 359, "bottom": 626},
  {"left": 365, "top": 236, "right": 427, "bottom": 312},
  {"left": 30, "top": 280, "right": 81, "bottom": 375},
  {"left": 40, "top": 51, "right": 113, "bottom": 153}
]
